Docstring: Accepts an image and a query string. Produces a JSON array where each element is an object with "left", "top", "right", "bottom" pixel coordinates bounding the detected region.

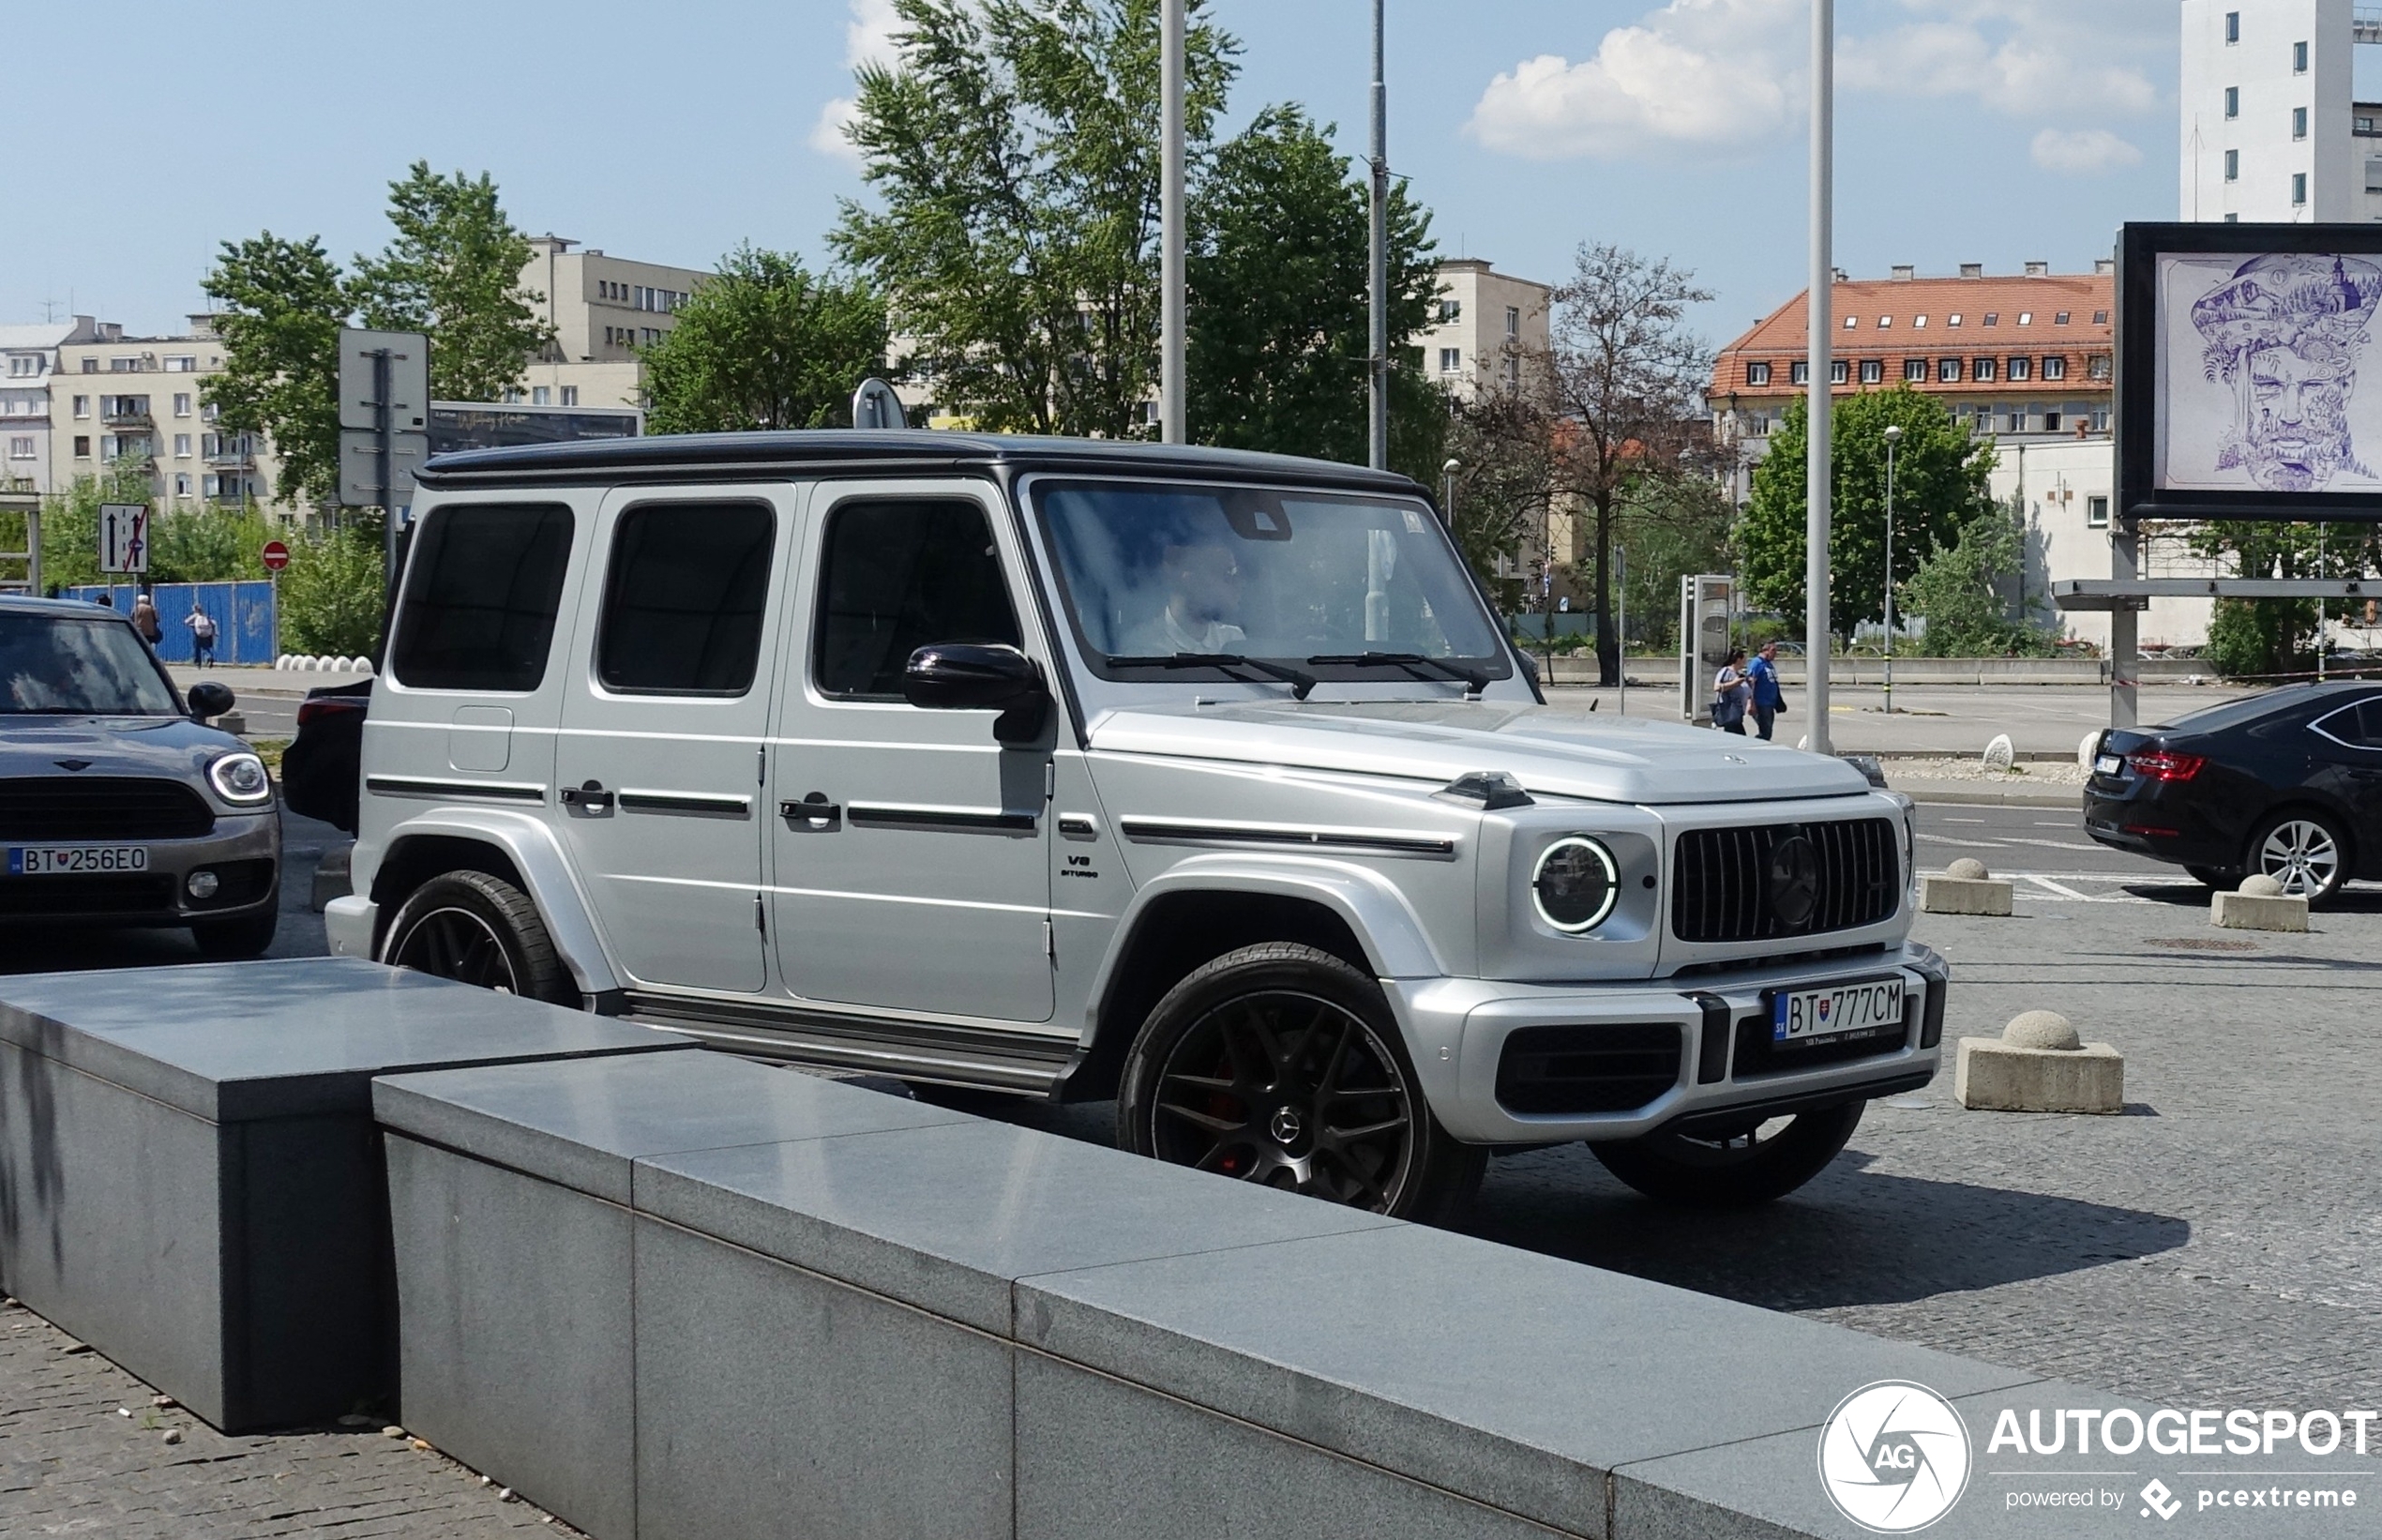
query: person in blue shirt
[{"left": 1746, "top": 640, "right": 1786, "bottom": 741}]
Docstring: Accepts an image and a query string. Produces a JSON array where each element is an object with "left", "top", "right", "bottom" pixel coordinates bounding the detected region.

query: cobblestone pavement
[{"left": 0, "top": 1297, "right": 578, "bottom": 1538}]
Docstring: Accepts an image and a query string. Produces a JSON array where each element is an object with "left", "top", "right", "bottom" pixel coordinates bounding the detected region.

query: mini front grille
[
  {"left": 1495, "top": 1022, "right": 1683, "bottom": 1115},
  {"left": 0, "top": 778, "right": 216, "bottom": 841},
  {"left": 1671, "top": 818, "right": 1899, "bottom": 944},
  {"left": 0, "top": 873, "right": 178, "bottom": 916}
]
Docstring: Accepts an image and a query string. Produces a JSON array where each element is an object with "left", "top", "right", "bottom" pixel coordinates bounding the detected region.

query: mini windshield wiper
[
  {"left": 1106, "top": 652, "right": 1317, "bottom": 700},
  {"left": 1306, "top": 652, "right": 1490, "bottom": 693}
]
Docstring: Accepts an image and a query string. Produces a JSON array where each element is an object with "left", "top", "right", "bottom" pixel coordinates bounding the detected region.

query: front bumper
[
  {"left": 0, "top": 811, "right": 280, "bottom": 927},
  {"left": 1385, "top": 943, "right": 1948, "bottom": 1145},
  {"left": 324, "top": 893, "right": 378, "bottom": 958}
]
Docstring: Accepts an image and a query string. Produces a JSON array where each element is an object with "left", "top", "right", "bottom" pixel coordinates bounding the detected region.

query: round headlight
[
  {"left": 1533, "top": 837, "right": 1620, "bottom": 933},
  {"left": 209, "top": 751, "right": 272, "bottom": 804}
]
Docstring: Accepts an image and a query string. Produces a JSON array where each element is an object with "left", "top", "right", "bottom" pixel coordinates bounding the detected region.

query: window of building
[
  {"left": 2017, "top": 311, "right": 2032, "bottom": 325},
  {"left": 1913, "top": 315, "right": 1927, "bottom": 328},
  {"left": 2294, "top": 171, "right": 2309, "bottom": 204},
  {"left": 2044, "top": 410, "right": 2063, "bottom": 432},
  {"left": 390, "top": 504, "right": 576, "bottom": 691},
  {"left": 71, "top": 395, "right": 88, "bottom": 418},
  {"left": 1745, "top": 361, "right": 1771, "bottom": 386},
  {"left": 174, "top": 474, "right": 191, "bottom": 497},
  {"left": 1973, "top": 357, "right": 1998, "bottom": 381},
  {"left": 2088, "top": 354, "right": 2112, "bottom": 380},
  {"left": 1938, "top": 357, "right": 1962, "bottom": 383},
  {"left": 2225, "top": 11, "right": 2239, "bottom": 43},
  {"left": 2293, "top": 39, "right": 2308, "bottom": 72},
  {"left": 6, "top": 356, "right": 36, "bottom": 377},
  {"left": 2224, "top": 212, "right": 2240, "bottom": 222},
  {"left": 561, "top": 385, "right": 579, "bottom": 407},
  {"left": 110, "top": 357, "right": 138, "bottom": 371},
  {"left": 1861, "top": 359, "right": 1883, "bottom": 384},
  {"left": 1844, "top": 315, "right": 1858, "bottom": 328},
  {"left": 2225, "top": 148, "right": 2239, "bottom": 181},
  {"left": 1948, "top": 313, "right": 1963, "bottom": 326},
  {"left": 2224, "top": 85, "right": 2239, "bottom": 118},
  {"left": 2090, "top": 407, "right": 2111, "bottom": 431},
  {"left": 164, "top": 355, "right": 196, "bottom": 372},
  {"left": 597, "top": 502, "right": 776, "bottom": 695},
  {"left": 1744, "top": 412, "right": 1770, "bottom": 436},
  {"left": 2007, "top": 409, "right": 2028, "bottom": 432},
  {"left": 1903, "top": 358, "right": 1927, "bottom": 382},
  {"left": 2043, "top": 356, "right": 2066, "bottom": 381},
  {"left": 2054, "top": 311, "right": 2071, "bottom": 325},
  {"left": 2294, "top": 105, "right": 2309, "bottom": 140},
  {"left": 202, "top": 474, "right": 219, "bottom": 498},
  {"left": 73, "top": 436, "right": 90, "bottom": 458},
  {"left": 1831, "top": 360, "right": 1848, "bottom": 385},
  {"left": 1503, "top": 306, "right": 1519, "bottom": 338},
  {"left": 7, "top": 437, "right": 33, "bottom": 460},
  {"left": 1876, "top": 314, "right": 1892, "bottom": 328},
  {"left": 1502, "top": 356, "right": 1519, "bottom": 388},
  {"left": 815, "top": 499, "right": 1020, "bottom": 699},
  {"left": 173, "top": 434, "right": 192, "bottom": 457},
  {"left": 1439, "top": 298, "right": 1460, "bottom": 324},
  {"left": 2093, "top": 309, "right": 2109, "bottom": 325},
  {"left": 1440, "top": 347, "right": 1462, "bottom": 373},
  {"left": 1982, "top": 312, "right": 1998, "bottom": 326},
  {"left": 2087, "top": 495, "right": 2109, "bottom": 529},
  {"left": 173, "top": 393, "right": 191, "bottom": 416},
  {"left": 531, "top": 385, "right": 551, "bottom": 406},
  {"left": 1789, "top": 361, "right": 1810, "bottom": 385},
  {"left": 2008, "top": 356, "right": 2032, "bottom": 381},
  {"left": 81, "top": 358, "right": 97, "bottom": 373}
]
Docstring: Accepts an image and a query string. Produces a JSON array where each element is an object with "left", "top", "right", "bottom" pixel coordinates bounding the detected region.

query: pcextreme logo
[{"left": 1817, "top": 1381, "right": 1974, "bottom": 1533}]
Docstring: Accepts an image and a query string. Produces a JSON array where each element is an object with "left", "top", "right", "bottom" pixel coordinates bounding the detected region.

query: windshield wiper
[
  {"left": 1306, "top": 652, "right": 1489, "bottom": 693},
  {"left": 1106, "top": 652, "right": 1317, "bottom": 700}
]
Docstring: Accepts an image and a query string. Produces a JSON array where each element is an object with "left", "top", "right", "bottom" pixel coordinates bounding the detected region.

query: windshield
[
  {"left": 0, "top": 612, "right": 182, "bottom": 716},
  {"left": 1033, "top": 479, "right": 1507, "bottom": 683}
]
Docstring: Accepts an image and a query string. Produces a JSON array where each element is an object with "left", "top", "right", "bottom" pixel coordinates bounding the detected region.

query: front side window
[
  {"left": 0, "top": 615, "right": 180, "bottom": 716},
  {"left": 390, "top": 503, "right": 574, "bottom": 691},
  {"left": 814, "top": 498, "right": 1020, "bottom": 699},
  {"left": 1035, "top": 479, "right": 1507, "bottom": 684},
  {"left": 596, "top": 502, "right": 774, "bottom": 695}
]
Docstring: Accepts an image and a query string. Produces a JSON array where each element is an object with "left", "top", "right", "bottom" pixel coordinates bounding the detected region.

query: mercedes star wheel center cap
[{"left": 1270, "top": 1106, "right": 1304, "bottom": 1144}]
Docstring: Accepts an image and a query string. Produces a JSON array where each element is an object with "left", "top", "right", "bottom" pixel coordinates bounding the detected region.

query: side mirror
[
  {"left": 188, "top": 681, "right": 236, "bottom": 720},
  {"left": 903, "top": 643, "right": 1049, "bottom": 745}
]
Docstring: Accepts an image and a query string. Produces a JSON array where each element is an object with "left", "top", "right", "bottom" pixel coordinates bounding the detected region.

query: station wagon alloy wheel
[{"left": 2252, "top": 813, "right": 2344, "bottom": 902}]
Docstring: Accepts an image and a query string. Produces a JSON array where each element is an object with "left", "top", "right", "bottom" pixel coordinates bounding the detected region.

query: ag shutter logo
[{"left": 1817, "top": 1381, "right": 1973, "bottom": 1532}]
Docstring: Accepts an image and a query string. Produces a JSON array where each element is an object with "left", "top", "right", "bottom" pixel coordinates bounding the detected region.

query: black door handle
[
  {"left": 779, "top": 793, "right": 841, "bottom": 829},
  {"left": 560, "top": 779, "right": 615, "bottom": 811}
]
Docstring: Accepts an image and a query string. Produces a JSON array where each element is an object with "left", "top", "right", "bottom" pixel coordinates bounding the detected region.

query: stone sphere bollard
[
  {"left": 1946, "top": 857, "right": 1990, "bottom": 881},
  {"left": 2077, "top": 732, "right": 2099, "bottom": 771},
  {"left": 2239, "top": 873, "right": 2283, "bottom": 897},
  {"left": 2001, "top": 1009, "right": 2080, "bottom": 1051}
]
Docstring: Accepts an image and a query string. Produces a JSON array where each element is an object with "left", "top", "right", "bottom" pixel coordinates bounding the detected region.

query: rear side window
[
  {"left": 596, "top": 502, "right": 775, "bottom": 695},
  {"left": 814, "top": 498, "right": 1020, "bottom": 698},
  {"left": 2314, "top": 697, "right": 2382, "bottom": 747},
  {"left": 390, "top": 503, "right": 573, "bottom": 691}
]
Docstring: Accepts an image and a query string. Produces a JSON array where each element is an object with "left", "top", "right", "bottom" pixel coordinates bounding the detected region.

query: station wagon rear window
[
  {"left": 390, "top": 503, "right": 574, "bottom": 692},
  {"left": 1033, "top": 479, "right": 1507, "bottom": 683}
]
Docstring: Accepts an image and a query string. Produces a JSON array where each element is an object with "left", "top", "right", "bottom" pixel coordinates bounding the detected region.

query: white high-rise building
[{"left": 2179, "top": 0, "right": 2382, "bottom": 222}]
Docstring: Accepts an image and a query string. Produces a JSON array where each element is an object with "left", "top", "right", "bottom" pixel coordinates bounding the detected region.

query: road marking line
[
  {"left": 2023, "top": 875, "right": 2093, "bottom": 898},
  {"left": 1917, "top": 833, "right": 2004, "bottom": 848},
  {"left": 1998, "top": 837, "right": 2102, "bottom": 852}
]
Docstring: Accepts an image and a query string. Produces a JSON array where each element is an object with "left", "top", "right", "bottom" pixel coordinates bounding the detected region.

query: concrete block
[
  {"left": 0, "top": 957, "right": 686, "bottom": 1431},
  {"left": 1921, "top": 874, "right": 2014, "bottom": 916},
  {"left": 1016, "top": 1352, "right": 1575, "bottom": 1540},
  {"left": 1954, "top": 1036, "right": 2124, "bottom": 1113},
  {"left": 2211, "top": 890, "right": 2308, "bottom": 931},
  {"left": 633, "top": 1215, "right": 1012, "bottom": 1540},
  {"left": 384, "top": 1135, "right": 635, "bottom": 1540}
]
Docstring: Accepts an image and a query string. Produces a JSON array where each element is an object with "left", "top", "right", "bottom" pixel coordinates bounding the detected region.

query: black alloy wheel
[
  {"left": 1591, "top": 1100, "right": 1863, "bottom": 1208},
  {"left": 381, "top": 869, "right": 575, "bottom": 1004},
  {"left": 1118, "top": 943, "right": 1483, "bottom": 1222}
]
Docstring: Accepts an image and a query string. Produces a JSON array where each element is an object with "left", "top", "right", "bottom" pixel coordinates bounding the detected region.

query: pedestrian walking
[
  {"left": 1712, "top": 647, "right": 1752, "bottom": 735},
  {"left": 1746, "top": 639, "right": 1787, "bottom": 742},
  {"left": 130, "top": 593, "right": 164, "bottom": 648},
  {"left": 185, "top": 601, "right": 219, "bottom": 669}
]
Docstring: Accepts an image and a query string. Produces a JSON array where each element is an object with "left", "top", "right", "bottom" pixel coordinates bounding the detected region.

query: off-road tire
[
  {"left": 380, "top": 869, "right": 575, "bottom": 1004},
  {"left": 1117, "top": 943, "right": 1484, "bottom": 1223},
  {"left": 1591, "top": 1100, "right": 1863, "bottom": 1208}
]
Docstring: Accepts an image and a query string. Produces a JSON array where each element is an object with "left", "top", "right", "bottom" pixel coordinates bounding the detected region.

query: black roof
[{"left": 413, "top": 429, "right": 1425, "bottom": 495}]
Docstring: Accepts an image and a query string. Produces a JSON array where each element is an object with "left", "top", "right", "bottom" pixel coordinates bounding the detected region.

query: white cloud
[
  {"left": 1840, "top": 16, "right": 2156, "bottom": 118},
  {"left": 808, "top": 0, "right": 904, "bottom": 165},
  {"left": 2029, "top": 127, "right": 2143, "bottom": 174},
  {"left": 1465, "top": 0, "right": 1802, "bottom": 160}
]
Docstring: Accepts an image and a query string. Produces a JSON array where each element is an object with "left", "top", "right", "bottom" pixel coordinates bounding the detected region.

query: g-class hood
[{"left": 1085, "top": 699, "right": 1872, "bottom": 805}]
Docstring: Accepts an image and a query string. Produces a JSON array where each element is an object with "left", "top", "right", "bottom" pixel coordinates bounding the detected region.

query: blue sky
[{"left": 12, "top": 1, "right": 2199, "bottom": 346}]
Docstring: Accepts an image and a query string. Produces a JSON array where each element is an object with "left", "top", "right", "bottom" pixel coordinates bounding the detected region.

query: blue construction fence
[{"left": 61, "top": 581, "right": 278, "bottom": 666}]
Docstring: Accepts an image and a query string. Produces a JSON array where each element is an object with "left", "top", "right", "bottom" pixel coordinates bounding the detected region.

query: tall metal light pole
[
  {"left": 1804, "top": 0, "right": 1834, "bottom": 753},
  {"left": 1160, "top": 0, "right": 1186, "bottom": 445},
  {"left": 1881, "top": 423, "right": 1901, "bottom": 715},
  {"left": 1367, "top": 0, "right": 1389, "bottom": 471}
]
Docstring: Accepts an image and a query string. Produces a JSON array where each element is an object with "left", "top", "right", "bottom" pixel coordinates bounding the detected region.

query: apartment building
[
  {"left": 2179, "top": 0, "right": 2382, "bottom": 222},
  {"left": 1, "top": 317, "right": 105, "bottom": 493},
  {"left": 49, "top": 317, "right": 288, "bottom": 515},
  {"left": 1418, "top": 259, "right": 1551, "bottom": 400}
]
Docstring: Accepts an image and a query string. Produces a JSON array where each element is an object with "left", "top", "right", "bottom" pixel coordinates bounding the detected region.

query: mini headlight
[
  {"left": 1533, "top": 836, "right": 1620, "bottom": 933},
  {"left": 208, "top": 751, "right": 272, "bottom": 804}
]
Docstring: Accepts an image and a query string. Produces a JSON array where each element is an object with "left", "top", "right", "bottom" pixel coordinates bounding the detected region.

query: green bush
[
  {"left": 279, "top": 530, "right": 385, "bottom": 657},
  {"left": 2203, "top": 596, "right": 2314, "bottom": 682}
]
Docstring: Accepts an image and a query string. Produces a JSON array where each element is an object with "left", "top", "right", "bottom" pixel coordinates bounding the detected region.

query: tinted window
[
  {"left": 0, "top": 613, "right": 180, "bottom": 715},
  {"left": 814, "top": 499, "right": 1020, "bottom": 698},
  {"left": 2314, "top": 696, "right": 2382, "bottom": 747},
  {"left": 391, "top": 504, "right": 574, "bottom": 691},
  {"left": 596, "top": 503, "right": 774, "bottom": 695}
]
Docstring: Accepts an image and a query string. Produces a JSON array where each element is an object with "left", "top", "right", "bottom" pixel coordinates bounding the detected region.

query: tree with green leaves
[
  {"left": 641, "top": 248, "right": 890, "bottom": 432},
  {"left": 351, "top": 162, "right": 554, "bottom": 402},
  {"left": 835, "top": 0, "right": 1237, "bottom": 437},
  {"left": 1740, "top": 385, "right": 1998, "bottom": 639},
  {"left": 201, "top": 234, "right": 350, "bottom": 507},
  {"left": 1899, "top": 500, "right": 2048, "bottom": 656},
  {"left": 279, "top": 530, "right": 386, "bottom": 657},
  {"left": 1442, "top": 394, "right": 1552, "bottom": 596},
  {"left": 35, "top": 459, "right": 159, "bottom": 588},
  {"left": 1185, "top": 105, "right": 1440, "bottom": 477},
  {"left": 1616, "top": 472, "right": 1734, "bottom": 652},
  {"left": 2184, "top": 521, "right": 2379, "bottom": 679}
]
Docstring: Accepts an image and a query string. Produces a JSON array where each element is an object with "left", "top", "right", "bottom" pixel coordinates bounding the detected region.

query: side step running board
[{"left": 621, "top": 997, "right": 1073, "bottom": 1096}]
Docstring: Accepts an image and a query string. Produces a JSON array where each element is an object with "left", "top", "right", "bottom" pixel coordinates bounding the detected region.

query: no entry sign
[{"left": 261, "top": 540, "right": 291, "bottom": 572}]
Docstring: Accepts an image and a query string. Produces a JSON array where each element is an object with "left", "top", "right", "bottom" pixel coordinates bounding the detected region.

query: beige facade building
[
  {"left": 1419, "top": 259, "right": 1552, "bottom": 400},
  {"left": 1, "top": 317, "right": 104, "bottom": 494},
  {"left": 521, "top": 235, "right": 708, "bottom": 366},
  {"left": 48, "top": 317, "right": 294, "bottom": 518}
]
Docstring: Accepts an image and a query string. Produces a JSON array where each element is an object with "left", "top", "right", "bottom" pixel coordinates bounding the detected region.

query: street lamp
[
  {"left": 1881, "top": 423, "right": 1902, "bottom": 714},
  {"left": 1440, "top": 458, "right": 1460, "bottom": 531}
]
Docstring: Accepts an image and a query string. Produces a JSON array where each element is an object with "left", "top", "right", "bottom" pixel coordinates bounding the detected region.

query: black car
[
  {"left": 280, "top": 678, "right": 370, "bottom": 834},
  {"left": 2084, "top": 682, "right": 2382, "bottom": 903}
]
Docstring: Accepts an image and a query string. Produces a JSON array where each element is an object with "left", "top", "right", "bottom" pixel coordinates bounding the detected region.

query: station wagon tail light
[
  {"left": 209, "top": 751, "right": 272, "bottom": 804},
  {"left": 2126, "top": 750, "right": 2205, "bottom": 782},
  {"left": 1532, "top": 837, "right": 1620, "bottom": 933}
]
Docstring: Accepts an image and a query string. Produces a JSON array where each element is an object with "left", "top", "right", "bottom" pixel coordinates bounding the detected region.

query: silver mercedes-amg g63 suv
[{"left": 328, "top": 431, "right": 1945, "bottom": 1219}]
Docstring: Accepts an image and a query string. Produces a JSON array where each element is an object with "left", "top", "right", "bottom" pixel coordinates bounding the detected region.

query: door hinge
[
  {"left": 755, "top": 893, "right": 766, "bottom": 935},
  {"left": 1043, "top": 918, "right": 1055, "bottom": 959}
]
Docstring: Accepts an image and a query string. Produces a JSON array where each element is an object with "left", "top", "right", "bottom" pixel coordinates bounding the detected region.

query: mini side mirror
[
  {"left": 188, "top": 681, "right": 235, "bottom": 720},
  {"left": 904, "top": 643, "right": 1049, "bottom": 745}
]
